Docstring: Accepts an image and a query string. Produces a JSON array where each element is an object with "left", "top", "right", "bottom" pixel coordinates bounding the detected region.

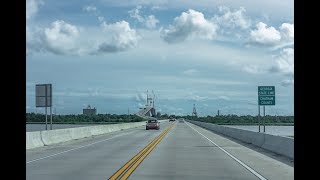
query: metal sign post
[
  {"left": 45, "top": 106, "right": 48, "bottom": 130},
  {"left": 263, "top": 105, "right": 265, "bottom": 132},
  {"left": 258, "top": 105, "right": 260, "bottom": 132},
  {"left": 49, "top": 84, "right": 52, "bottom": 130},
  {"left": 258, "top": 86, "right": 275, "bottom": 133},
  {"left": 50, "top": 106, "right": 53, "bottom": 130},
  {"left": 36, "top": 84, "right": 52, "bottom": 131}
]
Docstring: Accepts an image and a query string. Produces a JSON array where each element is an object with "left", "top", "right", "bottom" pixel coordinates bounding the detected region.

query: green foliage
[
  {"left": 194, "top": 114, "right": 293, "bottom": 124},
  {"left": 26, "top": 113, "right": 145, "bottom": 123},
  {"left": 160, "top": 114, "right": 293, "bottom": 125}
]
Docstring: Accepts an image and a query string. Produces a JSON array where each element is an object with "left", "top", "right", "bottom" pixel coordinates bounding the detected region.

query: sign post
[
  {"left": 36, "top": 84, "right": 52, "bottom": 130},
  {"left": 263, "top": 105, "right": 266, "bottom": 132},
  {"left": 258, "top": 105, "right": 260, "bottom": 132},
  {"left": 258, "top": 86, "right": 275, "bottom": 133}
]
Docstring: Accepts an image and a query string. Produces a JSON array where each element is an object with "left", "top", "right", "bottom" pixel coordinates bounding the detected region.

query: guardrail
[{"left": 187, "top": 120, "right": 294, "bottom": 159}]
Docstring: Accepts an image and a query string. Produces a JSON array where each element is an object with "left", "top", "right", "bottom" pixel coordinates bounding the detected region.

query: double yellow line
[{"left": 109, "top": 124, "right": 174, "bottom": 180}]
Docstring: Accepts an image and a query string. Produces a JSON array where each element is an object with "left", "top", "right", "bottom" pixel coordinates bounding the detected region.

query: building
[{"left": 83, "top": 105, "right": 96, "bottom": 115}]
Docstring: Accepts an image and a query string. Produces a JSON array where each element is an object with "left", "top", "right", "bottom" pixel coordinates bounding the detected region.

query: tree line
[
  {"left": 26, "top": 113, "right": 145, "bottom": 124},
  {"left": 159, "top": 114, "right": 294, "bottom": 125},
  {"left": 27, "top": 113, "right": 294, "bottom": 125}
]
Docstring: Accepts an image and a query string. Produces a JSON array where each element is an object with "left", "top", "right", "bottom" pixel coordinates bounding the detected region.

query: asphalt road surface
[{"left": 26, "top": 121, "right": 293, "bottom": 180}]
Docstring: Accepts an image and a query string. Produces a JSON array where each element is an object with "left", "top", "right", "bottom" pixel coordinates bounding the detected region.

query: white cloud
[
  {"left": 213, "top": 6, "right": 251, "bottom": 30},
  {"left": 135, "top": 92, "right": 146, "bottom": 102},
  {"left": 83, "top": 5, "right": 97, "bottom": 12},
  {"left": 280, "top": 23, "right": 294, "bottom": 42},
  {"left": 269, "top": 48, "right": 294, "bottom": 87},
  {"left": 182, "top": 69, "right": 198, "bottom": 75},
  {"left": 161, "top": 9, "right": 218, "bottom": 43},
  {"left": 249, "top": 22, "right": 281, "bottom": 46},
  {"left": 217, "top": 95, "right": 230, "bottom": 101},
  {"left": 27, "top": 20, "right": 140, "bottom": 55},
  {"left": 27, "top": 20, "right": 82, "bottom": 55},
  {"left": 26, "top": 0, "right": 44, "bottom": 55},
  {"left": 243, "top": 65, "right": 265, "bottom": 74},
  {"left": 26, "top": 0, "right": 43, "bottom": 20},
  {"left": 145, "top": 75, "right": 248, "bottom": 87},
  {"left": 151, "top": 5, "right": 167, "bottom": 11},
  {"left": 145, "top": 15, "right": 159, "bottom": 29},
  {"left": 281, "top": 79, "right": 294, "bottom": 87},
  {"left": 26, "top": 26, "right": 43, "bottom": 55},
  {"left": 43, "top": 20, "right": 80, "bottom": 55},
  {"left": 129, "top": 5, "right": 144, "bottom": 22},
  {"left": 98, "top": 16, "right": 105, "bottom": 23},
  {"left": 188, "top": 94, "right": 207, "bottom": 102},
  {"left": 128, "top": 6, "right": 159, "bottom": 29},
  {"left": 270, "top": 48, "right": 294, "bottom": 76},
  {"left": 97, "top": 21, "right": 139, "bottom": 53},
  {"left": 249, "top": 22, "right": 294, "bottom": 47},
  {"left": 101, "top": 0, "right": 293, "bottom": 18}
]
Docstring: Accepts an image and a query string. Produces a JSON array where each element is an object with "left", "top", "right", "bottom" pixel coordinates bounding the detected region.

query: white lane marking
[
  {"left": 185, "top": 122, "right": 267, "bottom": 180},
  {"left": 27, "top": 131, "right": 135, "bottom": 164}
]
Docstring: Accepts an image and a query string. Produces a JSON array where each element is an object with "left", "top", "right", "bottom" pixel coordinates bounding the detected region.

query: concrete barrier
[
  {"left": 26, "top": 131, "right": 44, "bottom": 149},
  {"left": 187, "top": 120, "right": 294, "bottom": 159},
  {"left": 261, "top": 134, "right": 294, "bottom": 159},
  {"left": 41, "top": 128, "right": 74, "bottom": 146},
  {"left": 70, "top": 126, "right": 92, "bottom": 140},
  {"left": 26, "top": 121, "right": 147, "bottom": 150}
]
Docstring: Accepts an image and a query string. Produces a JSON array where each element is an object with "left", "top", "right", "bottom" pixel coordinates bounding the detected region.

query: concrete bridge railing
[
  {"left": 27, "top": 119, "right": 168, "bottom": 150},
  {"left": 187, "top": 120, "right": 294, "bottom": 159},
  {"left": 26, "top": 121, "right": 146, "bottom": 149}
]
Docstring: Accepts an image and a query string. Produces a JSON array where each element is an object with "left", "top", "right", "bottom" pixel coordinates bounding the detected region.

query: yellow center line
[
  {"left": 109, "top": 127, "right": 170, "bottom": 180},
  {"left": 120, "top": 125, "right": 174, "bottom": 179},
  {"left": 109, "top": 133, "right": 162, "bottom": 180},
  {"left": 109, "top": 124, "right": 174, "bottom": 180},
  {"left": 109, "top": 126, "right": 172, "bottom": 180}
]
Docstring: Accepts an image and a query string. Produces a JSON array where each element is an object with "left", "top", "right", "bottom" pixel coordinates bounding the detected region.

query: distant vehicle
[
  {"left": 178, "top": 118, "right": 184, "bottom": 123},
  {"left": 146, "top": 119, "right": 160, "bottom": 130},
  {"left": 169, "top": 118, "right": 175, "bottom": 122}
]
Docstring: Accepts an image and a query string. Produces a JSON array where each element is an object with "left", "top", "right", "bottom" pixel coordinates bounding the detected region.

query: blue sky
[{"left": 26, "top": 0, "right": 294, "bottom": 116}]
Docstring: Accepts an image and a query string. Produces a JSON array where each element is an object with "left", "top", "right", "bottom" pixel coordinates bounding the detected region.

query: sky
[{"left": 26, "top": 0, "right": 294, "bottom": 116}]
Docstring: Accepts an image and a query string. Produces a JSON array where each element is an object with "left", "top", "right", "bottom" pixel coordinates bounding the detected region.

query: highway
[{"left": 26, "top": 121, "right": 293, "bottom": 180}]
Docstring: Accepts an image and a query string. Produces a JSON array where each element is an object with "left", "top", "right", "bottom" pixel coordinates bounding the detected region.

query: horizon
[{"left": 26, "top": 112, "right": 294, "bottom": 117}]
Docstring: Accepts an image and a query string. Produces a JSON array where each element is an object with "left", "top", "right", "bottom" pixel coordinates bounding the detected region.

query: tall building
[{"left": 83, "top": 105, "right": 96, "bottom": 115}]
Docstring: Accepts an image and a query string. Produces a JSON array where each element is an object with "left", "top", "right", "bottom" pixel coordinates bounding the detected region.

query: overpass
[{"left": 26, "top": 119, "right": 293, "bottom": 179}]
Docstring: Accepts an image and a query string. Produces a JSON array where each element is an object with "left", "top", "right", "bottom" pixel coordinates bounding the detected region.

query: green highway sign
[
  {"left": 258, "top": 96, "right": 275, "bottom": 105},
  {"left": 258, "top": 86, "right": 275, "bottom": 95},
  {"left": 258, "top": 86, "right": 275, "bottom": 106}
]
